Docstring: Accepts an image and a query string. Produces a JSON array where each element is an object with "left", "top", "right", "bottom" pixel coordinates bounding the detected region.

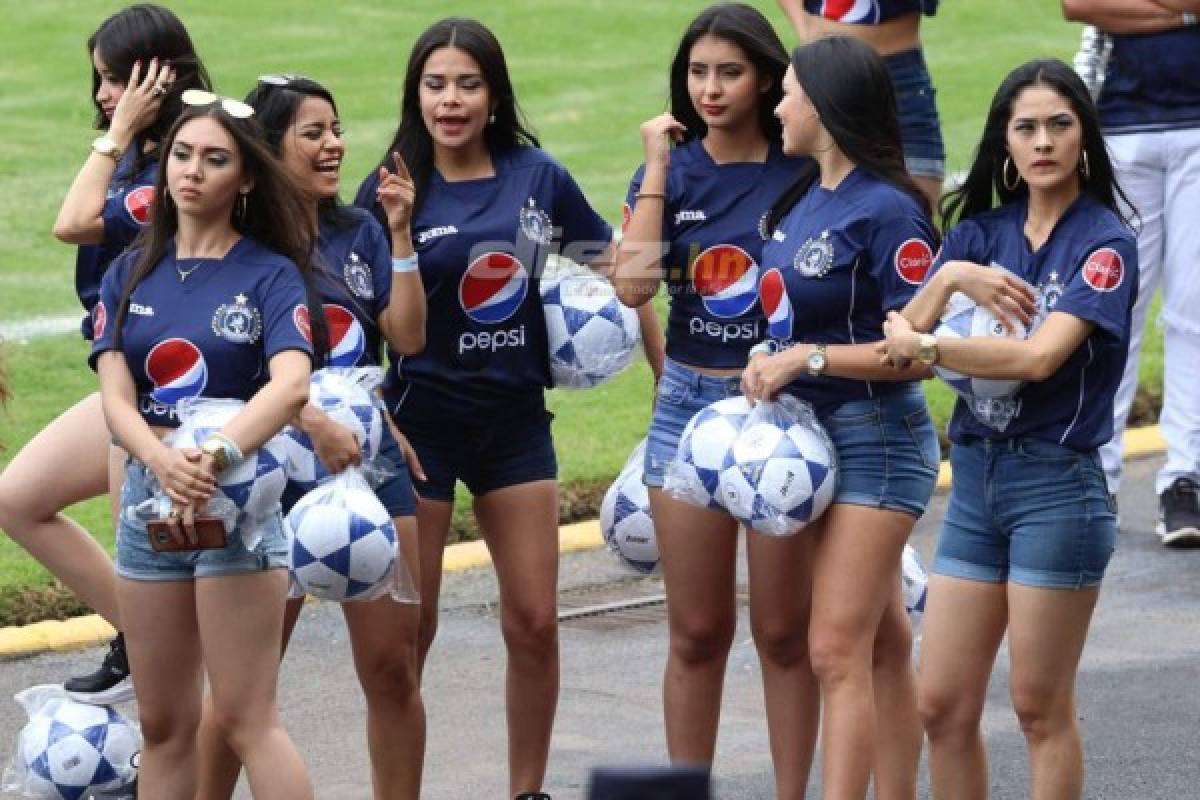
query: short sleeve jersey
[
  {"left": 1098, "top": 28, "right": 1200, "bottom": 134},
  {"left": 90, "top": 238, "right": 314, "bottom": 427},
  {"left": 77, "top": 147, "right": 157, "bottom": 339},
  {"left": 624, "top": 141, "right": 807, "bottom": 368},
  {"left": 760, "top": 167, "right": 936, "bottom": 409},
  {"left": 925, "top": 196, "right": 1138, "bottom": 450},
  {"left": 355, "top": 146, "right": 613, "bottom": 418}
]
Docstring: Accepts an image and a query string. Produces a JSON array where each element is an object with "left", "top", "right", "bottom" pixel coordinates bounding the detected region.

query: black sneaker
[
  {"left": 515, "top": 794, "right": 551, "bottom": 800},
  {"left": 1157, "top": 477, "right": 1200, "bottom": 548},
  {"left": 64, "top": 633, "right": 135, "bottom": 705}
]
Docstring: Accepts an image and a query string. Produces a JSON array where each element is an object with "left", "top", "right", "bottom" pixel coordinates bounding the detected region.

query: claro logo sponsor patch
[{"left": 1081, "top": 247, "right": 1124, "bottom": 292}]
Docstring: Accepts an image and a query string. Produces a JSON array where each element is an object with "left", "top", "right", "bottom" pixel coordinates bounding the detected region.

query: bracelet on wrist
[
  {"left": 635, "top": 191, "right": 666, "bottom": 201},
  {"left": 748, "top": 340, "right": 779, "bottom": 359},
  {"left": 200, "top": 433, "right": 243, "bottom": 473},
  {"left": 392, "top": 254, "right": 419, "bottom": 274}
]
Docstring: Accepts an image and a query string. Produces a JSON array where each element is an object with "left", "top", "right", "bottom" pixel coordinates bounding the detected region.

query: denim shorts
[
  {"left": 815, "top": 385, "right": 940, "bottom": 518},
  {"left": 115, "top": 460, "right": 289, "bottom": 582},
  {"left": 391, "top": 393, "right": 557, "bottom": 502},
  {"left": 644, "top": 358, "right": 743, "bottom": 488},
  {"left": 280, "top": 421, "right": 416, "bottom": 517},
  {"left": 934, "top": 437, "right": 1117, "bottom": 589},
  {"left": 884, "top": 48, "right": 946, "bottom": 180}
]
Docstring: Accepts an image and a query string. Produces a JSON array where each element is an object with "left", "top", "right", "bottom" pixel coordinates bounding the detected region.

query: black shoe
[
  {"left": 64, "top": 633, "right": 134, "bottom": 705},
  {"left": 515, "top": 794, "right": 551, "bottom": 800},
  {"left": 1157, "top": 477, "right": 1200, "bottom": 548}
]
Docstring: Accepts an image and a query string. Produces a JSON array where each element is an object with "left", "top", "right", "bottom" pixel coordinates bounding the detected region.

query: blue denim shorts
[
  {"left": 280, "top": 422, "right": 416, "bottom": 517},
  {"left": 934, "top": 438, "right": 1117, "bottom": 589},
  {"left": 816, "top": 385, "right": 940, "bottom": 518},
  {"left": 884, "top": 48, "right": 946, "bottom": 180},
  {"left": 116, "top": 460, "right": 289, "bottom": 582},
  {"left": 644, "top": 358, "right": 743, "bottom": 488}
]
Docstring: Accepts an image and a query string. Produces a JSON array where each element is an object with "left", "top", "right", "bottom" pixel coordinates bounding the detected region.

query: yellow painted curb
[{"left": 0, "top": 425, "right": 1165, "bottom": 660}]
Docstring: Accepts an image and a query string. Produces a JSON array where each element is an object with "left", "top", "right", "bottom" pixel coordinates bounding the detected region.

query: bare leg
[
  {"left": 414, "top": 497, "right": 452, "bottom": 675},
  {"left": 870, "top": 577, "right": 923, "bottom": 800}
]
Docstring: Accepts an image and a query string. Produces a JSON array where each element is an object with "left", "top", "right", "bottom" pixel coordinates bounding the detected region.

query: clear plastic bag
[
  {"left": 541, "top": 268, "right": 640, "bottom": 390},
  {"left": 600, "top": 438, "right": 659, "bottom": 574},
  {"left": 280, "top": 367, "right": 387, "bottom": 491},
  {"left": 284, "top": 468, "right": 417, "bottom": 604},
  {"left": 901, "top": 544, "right": 928, "bottom": 635},
  {"left": 663, "top": 396, "right": 754, "bottom": 511},
  {"left": 2, "top": 685, "right": 139, "bottom": 799}
]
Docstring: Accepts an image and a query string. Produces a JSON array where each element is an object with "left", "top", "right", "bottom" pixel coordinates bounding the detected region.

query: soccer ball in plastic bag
[
  {"left": 902, "top": 544, "right": 928, "bottom": 632},
  {"left": 286, "top": 478, "right": 397, "bottom": 601},
  {"left": 600, "top": 439, "right": 658, "bottom": 573},
  {"left": 542, "top": 273, "right": 640, "bottom": 389},
  {"left": 282, "top": 368, "right": 385, "bottom": 491},
  {"left": 932, "top": 290, "right": 1030, "bottom": 400},
  {"left": 665, "top": 396, "right": 753, "bottom": 510}
]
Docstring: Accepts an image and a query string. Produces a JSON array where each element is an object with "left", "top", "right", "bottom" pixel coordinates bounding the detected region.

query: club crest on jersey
[
  {"left": 519, "top": 197, "right": 553, "bottom": 245},
  {"left": 211, "top": 293, "right": 262, "bottom": 344},
  {"left": 93, "top": 301, "right": 107, "bottom": 339},
  {"left": 895, "top": 238, "right": 933, "bottom": 285},
  {"left": 1082, "top": 247, "right": 1123, "bottom": 292},
  {"left": 343, "top": 251, "right": 374, "bottom": 300},
  {"left": 1040, "top": 270, "right": 1065, "bottom": 313},
  {"left": 124, "top": 186, "right": 155, "bottom": 225},
  {"left": 794, "top": 230, "right": 834, "bottom": 278}
]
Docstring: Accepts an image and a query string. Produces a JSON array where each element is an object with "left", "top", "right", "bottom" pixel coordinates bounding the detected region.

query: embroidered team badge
[
  {"left": 343, "top": 251, "right": 374, "bottom": 299},
  {"left": 211, "top": 293, "right": 262, "bottom": 344},
  {"left": 894, "top": 238, "right": 933, "bottom": 285},
  {"left": 1081, "top": 248, "right": 1123, "bottom": 292},
  {"left": 1040, "top": 270, "right": 1065, "bottom": 313},
  {"left": 968, "top": 396, "right": 1021, "bottom": 433},
  {"left": 124, "top": 186, "right": 155, "bottom": 225},
  {"left": 519, "top": 197, "right": 553, "bottom": 245},
  {"left": 794, "top": 230, "right": 834, "bottom": 278}
]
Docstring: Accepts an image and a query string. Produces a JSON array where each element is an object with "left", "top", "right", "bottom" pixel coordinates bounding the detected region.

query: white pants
[{"left": 1100, "top": 127, "right": 1200, "bottom": 495}]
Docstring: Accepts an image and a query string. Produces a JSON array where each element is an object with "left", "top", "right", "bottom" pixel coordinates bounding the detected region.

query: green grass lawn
[{"left": 0, "top": 1, "right": 1165, "bottom": 612}]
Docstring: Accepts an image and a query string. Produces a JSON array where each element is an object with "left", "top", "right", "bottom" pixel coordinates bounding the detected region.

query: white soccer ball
[
  {"left": 717, "top": 413, "right": 837, "bottom": 537},
  {"left": 600, "top": 440, "right": 658, "bottom": 573},
  {"left": 170, "top": 426, "right": 288, "bottom": 521},
  {"left": 932, "top": 290, "right": 1029, "bottom": 400},
  {"left": 668, "top": 396, "right": 753, "bottom": 510},
  {"left": 286, "top": 484, "right": 397, "bottom": 601},
  {"left": 281, "top": 370, "right": 385, "bottom": 491},
  {"left": 15, "top": 700, "right": 139, "bottom": 799},
  {"left": 542, "top": 274, "right": 640, "bottom": 389},
  {"left": 902, "top": 544, "right": 928, "bottom": 632}
]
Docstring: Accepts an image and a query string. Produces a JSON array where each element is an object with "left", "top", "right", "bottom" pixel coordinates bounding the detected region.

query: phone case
[{"left": 147, "top": 517, "right": 228, "bottom": 552}]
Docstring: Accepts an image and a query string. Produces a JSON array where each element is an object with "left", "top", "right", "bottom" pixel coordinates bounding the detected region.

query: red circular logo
[
  {"left": 124, "top": 186, "right": 155, "bottom": 225},
  {"left": 1082, "top": 247, "right": 1123, "bottom": 292},
  {"left": 93, "top": 301, "right": 107, "bottom": 339},
  {"left": 293, "top": 305, "right": 312, "bottom": 342},
  {"left": 895, "top": 238, "right": 933, "bottom": 285},
  {"left": 621, "top": 203, "right": 633, "bottom": 235}
]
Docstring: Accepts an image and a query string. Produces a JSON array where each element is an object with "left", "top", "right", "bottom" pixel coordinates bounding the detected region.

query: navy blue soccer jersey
[
  {"left": 89, "top": 238, "right": 314, "bottom": 427},
  {"left": 624, "top": 141, "right": 807, "bottom": 369},
  {"left": 310, "top": 208, "right": 393, "bottom": 368},
  {"left": 926, "top": 196, "right": 1137, "bottom": 450},
  {"left": 759, "top": 167, "right": 936, "bottom": 408},
  {"left": 77, "top": 147, "right": 157, "bottom": 339},
  {"left": 355, "top": 146, "right": 613, "bottom": 417},
  {"left": 1098, "top": 28, "right": 1200, "bottom": 134}
]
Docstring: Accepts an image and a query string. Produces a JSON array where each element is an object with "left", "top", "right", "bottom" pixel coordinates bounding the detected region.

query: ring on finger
[{"left": 152, "top": 85, "right": 167, "bottom": 97}]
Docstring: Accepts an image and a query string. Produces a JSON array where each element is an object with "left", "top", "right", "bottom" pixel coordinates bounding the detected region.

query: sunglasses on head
[
  {"left": 181, "top": 89, "right": 255, "bottom": 119},
  {"left": 258, "top": 74, "right": 310, "bottom": 87}
]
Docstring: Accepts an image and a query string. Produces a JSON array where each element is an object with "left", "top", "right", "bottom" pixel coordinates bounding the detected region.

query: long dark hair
[
  {"left": 766, "top": 36, "right": 930, "bottom": 233},
  {"left": 88, "top": 5, "right": 212, "bottom": 146},
  {"left": 940, "top": 58, "right": 1134, "bottom": 228},
  {"left": 669, "top": 3, "right": 788, "bottom": 143},
  {"left": 376, "top": 17, "right": 539, "bottom": 216},
  {"left": 244, "top": 75, "right": 355, "bottom": 230},
  {"left": 114, "top": 105, "right": 328, "bottom": 360}
]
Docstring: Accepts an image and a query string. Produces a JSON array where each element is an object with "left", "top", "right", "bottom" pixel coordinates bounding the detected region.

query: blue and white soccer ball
[
  {"left": 282, "top": 369, "right": 385, "bottom": 491},
  {"left": 169, "top": 426, "right": 288, "bottom": 523},
  {"left": 717, "top": 410, "right": 837, "bottom": 537},
  {"left": 286, "top": 483, "right": 397, "bottom": 601},
  {"left": 14, "top": 697, "right": 139, "bottom": 800},
  {"left": 902, "top": 544, "right": 928, "bottom": 632},
  {"left": 932, "top": 291, "right": 1029, "bottom": 400},
  {"left": 600, "top": 440, "right": 658, "bottom": 573},
  {"left": 666, "top": 396, "right": 753, "bottom": 510},
  {"left": 542, "top": 273, "right": 640, "bottom": 389}
]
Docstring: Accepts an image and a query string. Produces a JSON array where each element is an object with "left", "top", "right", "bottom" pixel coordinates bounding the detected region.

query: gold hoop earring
[
  {"left": 1002, "top": 156, "right": 1021, "bottom": 191},
  {"left": 1080, "top": 149, "right": 1091, "bottom": 180}
]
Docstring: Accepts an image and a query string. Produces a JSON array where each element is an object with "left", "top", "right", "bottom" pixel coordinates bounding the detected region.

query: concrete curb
[{"left": 0, "top": 425, "right": 1168, "bottom": 660}]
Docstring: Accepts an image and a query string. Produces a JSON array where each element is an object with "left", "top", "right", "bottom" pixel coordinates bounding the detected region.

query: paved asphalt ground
[{"left": 2, "top": 454, "right": 1198, "bottom": 799}]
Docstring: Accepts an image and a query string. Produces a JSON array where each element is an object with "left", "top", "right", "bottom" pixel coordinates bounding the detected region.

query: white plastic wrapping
[
  {"left": 663, "top": 395, "right": 753, "bottom": 511},
  {"left": 901, "top": 544, "right": 928, "bottom": 634},
  {"left": 541, "top": 270, "right": 640, "bottom": 389},
  {"left": 2, "top": 685, "right": 139, "bottom": 799},
  {"left": 599, "top": 438, "right": 659, "bottom": 574},
  {"left": 285, "top": 468, "right": 417, "bottom": 604}
]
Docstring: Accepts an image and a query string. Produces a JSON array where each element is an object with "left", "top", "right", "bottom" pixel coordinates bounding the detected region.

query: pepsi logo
[
  {"left": 895, "top": 238, "right": 933, "bottom": 286},
  {"left": 124, "top": 186, "right": 155, "bottom": 225},
  {"left": 93, "top": 301, "right": 107, "bottom": 340},
  {"left": 819, "top": 0, "right": 878, "bottom": 23},
  {"left": 323, "top": 304, "right": 366, "bottom": 367},
  {"left": 145, "top": 338, "right": 207, "bottom": 405},
  {"left": 692, "top": 244, "right": 759, "bottom": 319},
  {"left": 1082, "top": 247, "right": 1123, "bottom": 292},
  {"left": 459, "top": 252, "right": 528, "bottom": 324},
  {"left": 759, "top": 268, "right": 793, "bottom": 340},
  {"left": 621, "top": 203, "right": 633, "bottom": 235}
]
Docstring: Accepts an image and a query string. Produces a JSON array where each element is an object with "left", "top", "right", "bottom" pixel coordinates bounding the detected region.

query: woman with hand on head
[
  {"left": 612, "top": 5, "right": 817, "bottom": 796},
  {"left": 0, "top": 2, "right": 210, "bottom": 704},
  {"left": 90, "top": 92, "right": 320, "bottom": 800},
  {"left": 195, "top": 74, "right": 427, "bottom": 800},
  {"left": 881, "top": 59, "right": 1135, "bottom": 800},
  {"left": 739, "top": 36, "right": 940, "bottom": 800}
]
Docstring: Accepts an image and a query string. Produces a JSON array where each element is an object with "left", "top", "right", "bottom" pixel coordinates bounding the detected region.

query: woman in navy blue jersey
[
  {"left": 195, "top": 74, "right": 428, "bottom": 800},
  {"left": 739, "top": 36, "right": 940, "bottom": 799},
  {"left": 612, "top": 5, "right": 818, "bottom": 796},
  {"left": 354, "top": 18, "right": 654, "bottom": 800},
  {"left": 882, "top": 59, "right": 1136, "bottom": 800},
  {"left": 0, "top": 3, "right": 211, "bottom": 703},
  {"left": 91, "top": 93, "right": 321, "bottom": 799}
]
